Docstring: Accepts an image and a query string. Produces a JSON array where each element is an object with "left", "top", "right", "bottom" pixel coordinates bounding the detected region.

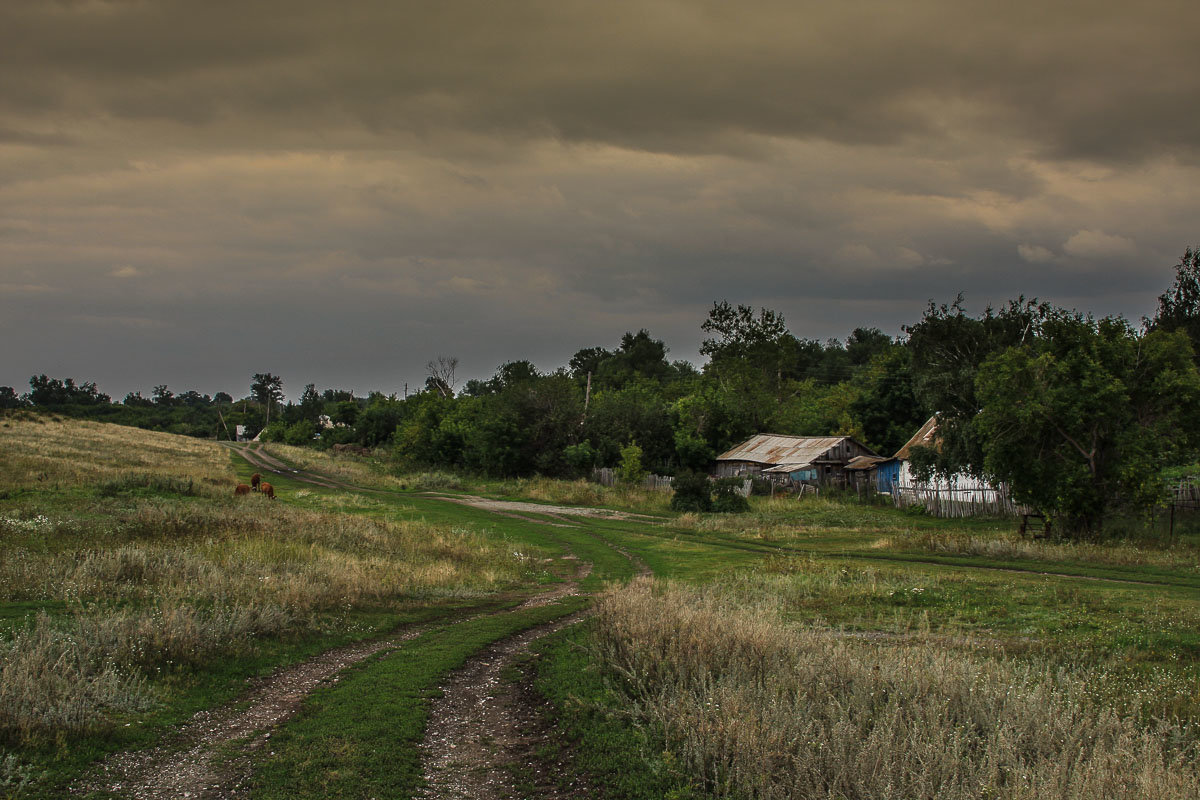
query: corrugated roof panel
[
  {"left": 716, "top": 434, "right": 849, "bottom": 465},
  {"left": 893, "top": 416, "right": 939, "bottom": 460}
]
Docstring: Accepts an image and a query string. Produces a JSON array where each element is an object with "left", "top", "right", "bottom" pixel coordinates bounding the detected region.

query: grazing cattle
[
  {"left": 250, "top": 473, "right": 262, "bottom": 491},
  {"left": 234, "top": 483, "right": 251, "bottom": 495},
  {"left": 259, "top": 482, "right": 275, "bottom": 500}
]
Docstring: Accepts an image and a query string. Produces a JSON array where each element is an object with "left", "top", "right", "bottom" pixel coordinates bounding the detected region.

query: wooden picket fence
[
  {"left": 591, "top": 468, "right": 674, "bottom": 491},
  {"left": 1172, "top": 477, "right": 1200, "bottom": 510},
  {"left": 891, "top": 482, "right": 1026, "bottom": 518}
]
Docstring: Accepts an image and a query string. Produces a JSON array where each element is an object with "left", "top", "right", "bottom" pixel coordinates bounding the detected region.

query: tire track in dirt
[
  {"left": 414, "top": 611, "right": 592, "bottom": 800},
  {"left": 73, "top": 575, "right": 590, "bottom": 800}
]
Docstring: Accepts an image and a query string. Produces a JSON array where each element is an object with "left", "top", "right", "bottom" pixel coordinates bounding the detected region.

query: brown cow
[
  {"left": 250, "top": 473, "right": 262, "bottom": 491},
  {"left": 234, "top": 483, "right": 251, "bottom": 495},
  {"left": 259, "top": 482, "right": 275, "bottom": 500}
]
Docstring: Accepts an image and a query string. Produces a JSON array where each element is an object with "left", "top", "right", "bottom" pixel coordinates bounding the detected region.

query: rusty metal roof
[
  {"left": 844, "top": 455, "right": 886, "bottom": 471},
  {"left": 893, "top": 415, "right": 939, "bottom": 460},
  {"left": 716, "top": 435, "right": 850, "bottom": 465}
]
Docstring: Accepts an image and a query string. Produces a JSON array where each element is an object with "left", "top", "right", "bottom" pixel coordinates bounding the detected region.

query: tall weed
[{"left": 592, "top": 578, "right": 1200, "bottom": 799}]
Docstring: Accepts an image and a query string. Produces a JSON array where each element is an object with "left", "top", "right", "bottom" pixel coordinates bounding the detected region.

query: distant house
[
  {"left": 715, "top": 435, "right": 879, "bottom": 485},
  {"left": 892, "top": 415, "right": 1019, "bottom": 515}
]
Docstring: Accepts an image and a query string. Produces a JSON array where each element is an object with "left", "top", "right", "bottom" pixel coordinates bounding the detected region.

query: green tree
[
  {"left": 905, "top": 296, "right": 1048, "bottom": 479},
  {"left": 850, "top": 347, "right": 926, "bottom": 455},
  {"left": 152, "top": 385, "right": 176, "bottom": 406},
  {"left": 1151, "top": 247, "right": 1200, "bottom": 360},
  {"left": 28, "top": 375, "right": 109, "bottom": 405},
  {"left": 0, "top": 386, "right": 24, "bottom": 408},
  {"left": 563, "top": 440, "right": 599, "bottom": 477},
  {"left": 250, "top": 373, "right": 284, "bottom": 425},
  {"left": 285, "top": 419, "right": 317, "bottom": 446},
  {"left": 299, "top": 383, "right": 324, "bottom": 422},
  {"left": 975, "top": 314, "right": 1200, "bottom": 537},
  {"left": 583, "top": 381, "right": 674, "bottom": 471}
]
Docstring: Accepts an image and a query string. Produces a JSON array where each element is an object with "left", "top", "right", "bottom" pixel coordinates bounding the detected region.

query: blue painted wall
[{"left": 876, "top": 459, "right": 901, "bottom": 493}]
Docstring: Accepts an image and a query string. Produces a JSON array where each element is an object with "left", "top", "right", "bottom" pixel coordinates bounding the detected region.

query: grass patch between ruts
[{"left": 246, "top": 597, "right": 588, "bottom": 799}]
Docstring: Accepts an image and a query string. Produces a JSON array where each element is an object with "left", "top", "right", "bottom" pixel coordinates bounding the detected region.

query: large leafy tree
[
  {"left": 28, "top": 375, "right": 110, "bottom": 406},
  {"left": 1151, "top": 247, "right": 1200, "bottom": 360},
  {"left": 975, "top": 313, "right": 1200, "bottom": 537},
  {"left": 850, "top": 347, "right": 926, "bottom": 456},
  {"left": 250, "top": 372, "right": 284, "bottom": 426},
  {"left": 905, "top": 296, "right": 1048, "bottom": 478}
]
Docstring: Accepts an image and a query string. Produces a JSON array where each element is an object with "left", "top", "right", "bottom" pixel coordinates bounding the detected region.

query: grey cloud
[
  {"left": 3, "top": 2, "right": 1199, "bottom": 162},
  {"left": 3, "top": 1, "right": 1199, "bottom": 398}
]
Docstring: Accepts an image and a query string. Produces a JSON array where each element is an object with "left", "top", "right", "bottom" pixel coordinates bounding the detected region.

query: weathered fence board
[
  {"left": 891, "top": 482, "right": 1025, "bottom": 518},
  {"left": 591, "top": 468, "right": 674, "bottom": 491}
]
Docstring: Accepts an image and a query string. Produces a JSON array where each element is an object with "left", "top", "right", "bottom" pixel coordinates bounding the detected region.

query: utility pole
[{"left": 581, "top": 371, "right": 592, "bottom": 424}]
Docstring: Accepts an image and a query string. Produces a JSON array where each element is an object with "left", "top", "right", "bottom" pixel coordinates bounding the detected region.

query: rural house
[
  {"left": 714, "top": 435, "right": 879, "bottom": 486},
  {"left": 892, "top": 415, "right": 1019, "bottom": 515}
]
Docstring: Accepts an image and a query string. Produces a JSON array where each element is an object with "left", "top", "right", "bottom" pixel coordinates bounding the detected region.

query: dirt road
[{"left": 77, "top": 446, "right": 649, "bottom": 798}]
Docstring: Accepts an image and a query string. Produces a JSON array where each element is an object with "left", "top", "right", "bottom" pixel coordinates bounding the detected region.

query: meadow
[
  {"left": 0, "top": 415, "right": 538, "bottom": 795},
  {"left": 4, "top": 415, "right": 1200, "bottom": 798}
]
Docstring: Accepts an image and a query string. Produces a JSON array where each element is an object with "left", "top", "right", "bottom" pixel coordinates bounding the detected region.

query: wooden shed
[{"left": 715, "top": 434, "right": 879, "bottom": 486}]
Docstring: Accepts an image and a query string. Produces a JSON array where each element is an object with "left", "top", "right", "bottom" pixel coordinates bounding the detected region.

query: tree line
[{"left": 7, "top": 249, "right": 1200, "bottom": 537}]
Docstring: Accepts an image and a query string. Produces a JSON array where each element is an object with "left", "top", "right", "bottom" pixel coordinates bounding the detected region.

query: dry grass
[
  {"left": 592, "top": 578, "right": 1200, "bottom": 800},
  {"left": 0, "top": 417, "right": 532, "bottom": 745},
  {"left": 0, "top": 414, "right": 232, "bottom": 495},
  {"left": 494, "top": 476, "right": 672, "bottom": 514},
  {"left": 259, "top": 442, "right": 413, "bottom": 490},
  {"left": 0, "top": 503, "right": 518, "bottom": 608}
]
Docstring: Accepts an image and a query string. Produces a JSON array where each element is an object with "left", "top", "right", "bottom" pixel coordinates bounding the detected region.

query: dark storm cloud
[
  {"left": 3, "top": 1, "right": 1200, "bottom": 398},
  {"left": 4, "top": 1, "right": 1199, "bottom": 160}
]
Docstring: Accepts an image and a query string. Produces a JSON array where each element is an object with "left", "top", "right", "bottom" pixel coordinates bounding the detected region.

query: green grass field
[{"left": 4, "top": 416, "right": 1200, "bottom": 798}]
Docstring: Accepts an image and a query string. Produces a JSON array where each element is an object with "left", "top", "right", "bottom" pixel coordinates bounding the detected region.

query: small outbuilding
[{"left": 715, "top": 434, "right": 879, "bottom": 486}]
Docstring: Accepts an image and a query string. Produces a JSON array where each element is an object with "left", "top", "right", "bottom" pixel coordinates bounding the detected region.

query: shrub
[
  {"left": 261, "top": 421, "right": 288, "bottom": 442},
  {"left": 711, "top": 478, "right": 750, "bottom": 513},
  {"left": 617, "top": 441, "right": 647, "bottom": 485},
  {"left": 284, "top": 420, "right": 317, "bottom": 446},
  {"left": 671, "top": 471, "right": 713, "bottom": 513},
  {"left": 563, "top": 440, "right": 599, "bottom": 477}
]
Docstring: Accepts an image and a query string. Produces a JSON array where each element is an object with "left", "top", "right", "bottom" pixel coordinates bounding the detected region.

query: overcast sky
[{"left": 3, "top": 0, "right": 1200, "bottom": 400}]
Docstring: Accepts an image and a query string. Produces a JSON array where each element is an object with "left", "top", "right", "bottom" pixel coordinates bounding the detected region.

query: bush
[
  {"left": 261, "top": 421, "right": 287, "bottom": 442},
  {"left": 712, "top": 478, "right": 750, "bottom": 513},
  {"left": 617, "top": 441, "right": 647, "bottom": 485},
  {"left": 563, "top": 440, "right": 599, "bottom": 477},
  {"left": 671, "top": 471, "right": 713, "bottom": 513},
  {"left": 284, "top": 420, "right": 317, "bottom": 446}
]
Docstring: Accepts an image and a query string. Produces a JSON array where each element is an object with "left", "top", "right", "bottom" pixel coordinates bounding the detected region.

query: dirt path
[
  {"left": 423, "top": 492, "right": 659, "bottom": 524},
  {"left": 73, "top": 567, "right": 590, "bottom": 800},
  {"left": 75, "top": 626, "right": 425, "bottom": 799},
  {"left": 415, "top": 612, "right": 591, "bottom": 800},
  {"left": 225, "top": 443, "right": 349, "bottom": 491}
]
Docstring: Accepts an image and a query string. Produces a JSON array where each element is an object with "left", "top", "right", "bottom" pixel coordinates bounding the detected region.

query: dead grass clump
[
  {"left": 592, "top": 578, "right": 1200, "bottom": 800},
  {"left": 0, "top": 601, "right": 295, "bottom": 746},
  {"left": 0, "top": 615, "right": 153, "bottom": 745}
]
